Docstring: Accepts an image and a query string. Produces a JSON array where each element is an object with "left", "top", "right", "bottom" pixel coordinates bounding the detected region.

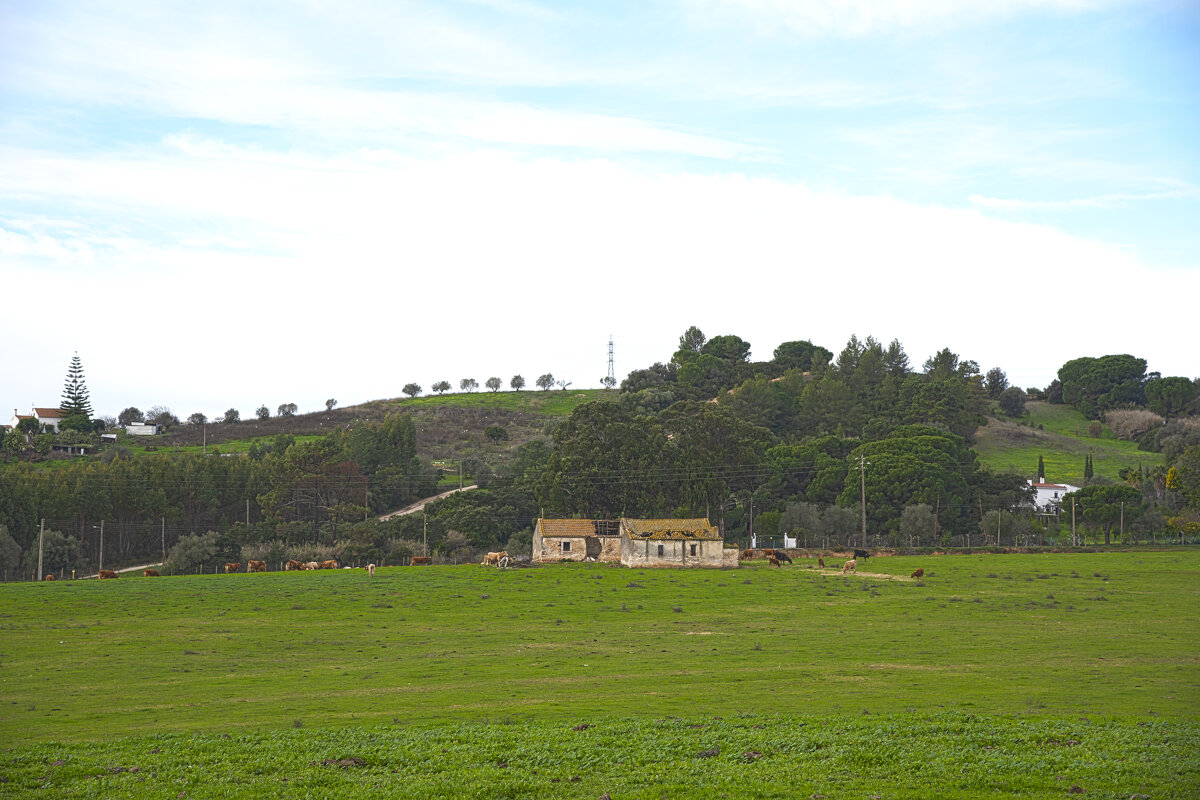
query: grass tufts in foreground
[{"left": 3, "top": 714, "right": 1197, "bottom": 799}]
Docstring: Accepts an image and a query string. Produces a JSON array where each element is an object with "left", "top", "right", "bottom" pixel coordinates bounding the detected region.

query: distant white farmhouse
[
  {"left": 1027, "top": 479, "right": 1081, "bottom": 516},
  {"left": 125, "top": 422, "right": 163, "bottom": 436},
  {"left": 10, "top": 407, "right": 64, "bottom": 432}
]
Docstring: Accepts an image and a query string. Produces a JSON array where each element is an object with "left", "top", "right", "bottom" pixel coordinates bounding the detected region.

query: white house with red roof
[
  {"left": 1027, "top": 479, "right": 1081, "bottom": 515},
  {"left": 9, "top": 407, "right": 64, "bottom": 432}
]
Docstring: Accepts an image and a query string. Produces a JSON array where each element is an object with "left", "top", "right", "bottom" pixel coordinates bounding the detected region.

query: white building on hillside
[
  {"left": 1027, "top": 479, "right": 1081, "bottom": 516},
  {"left": 10, "top": 407, "right": 64, "bottom": 432}
]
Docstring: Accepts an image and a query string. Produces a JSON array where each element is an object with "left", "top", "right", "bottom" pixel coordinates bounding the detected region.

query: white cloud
[
  {"left": 969, "top": 183, "right": 1200, "bottom": 210},
  {"left": 678, "top": 0, "right": 1127, "bottom": 37},
  {"left": 4, "top": 141, "right": 1197, "bottom": 416}
]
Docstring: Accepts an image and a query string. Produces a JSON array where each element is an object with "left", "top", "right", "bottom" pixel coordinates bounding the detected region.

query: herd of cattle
[
  {"left": 80, "top": 547, "right": 925, "bottom": 580},
  {"left": 740, "top": 548, "right": 925, "bottom": 581}
]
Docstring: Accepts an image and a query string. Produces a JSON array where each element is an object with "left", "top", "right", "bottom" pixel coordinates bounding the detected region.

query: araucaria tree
[{"left": 59, "top": 353, "right": 93, "bottom": 418}]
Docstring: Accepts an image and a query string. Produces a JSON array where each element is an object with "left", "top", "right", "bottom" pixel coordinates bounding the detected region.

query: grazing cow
[
  {"left": 98, "top": 569, "right": 118, "bottom": 579},
  {"left": 247, "top": 560, "right": 266, "bottom": 573},
  {"left": 143, "top": 569, "right": 159, "bottom": 577},
  {"left": 775, "top": 551, "right": 793, "bottom": 564},
  {"left": 303, "top": 561, "right": 319, "bottom": 570},
  {"left": 853, "top": 549, "right": 870, "bottom": 560},
  {"left": 285, "top": 559, "right": 304, "bottom": 571},
  {"left": 225, "top": 562, "right": 241, "bottom": 574},
  {"left": 739, "top": 549, "right": 755, "bottom": 560},
  {"left": 762, "top": 548, "right": 776, "bottom": 557},
  {"left": 319, "top": 559, "right": 338, "bottom": 570},
  {"left": 410, "top": 556, "right": 432, "bottom": 566},
  {"left": 841, "top": 559, "right": 857, "bottom": 575},
  {"left": 818, "top": 557, "right": 825, "bottom": 568},
  {"left": 367, "top": 563, "right": 376, "bottom": 577},
  {"left": 910, "top": 568, "right": 925, "bottom": 581},
  {"left": 768, "top": 557, "right": 781, "bottom": 568},
  {"left": 44, "top": 574, "right": 55, "bottom": 581},
  {"left": 482, "top": 551, "right": 509, "bottom": 566}
]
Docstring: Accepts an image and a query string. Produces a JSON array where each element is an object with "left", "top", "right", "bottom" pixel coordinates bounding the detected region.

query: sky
[{"left": 2, "top": 0, "right": 1198, "bottom": 421}]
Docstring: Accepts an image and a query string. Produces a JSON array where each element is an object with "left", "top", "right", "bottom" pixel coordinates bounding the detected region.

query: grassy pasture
[
  {"left": 974, "top": 402, "right": 1157, "bottom": 485},
  {"left": 1, "top": 551, "right": 1197, "bottom": 797}
]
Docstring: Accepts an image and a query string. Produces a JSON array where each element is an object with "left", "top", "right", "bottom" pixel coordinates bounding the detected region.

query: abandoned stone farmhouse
[{"left": 532, "top": 517, "right": 738, "bottom": 568}]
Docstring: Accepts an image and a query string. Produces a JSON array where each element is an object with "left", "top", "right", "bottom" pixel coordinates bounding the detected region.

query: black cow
[
  {"left": 775, "top": 551, "right": 793, "bottom": 564},
  {"left": 853, "top": 549, "right": 870, "bottom": 560}
]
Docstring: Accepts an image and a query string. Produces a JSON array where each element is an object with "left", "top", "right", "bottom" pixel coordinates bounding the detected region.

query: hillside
[
  {"left": 134, "top": 388, "right": 610, "bottom": 462},
  {"left": 973, "top": 400, "right": 1159, "bottom": 485}
]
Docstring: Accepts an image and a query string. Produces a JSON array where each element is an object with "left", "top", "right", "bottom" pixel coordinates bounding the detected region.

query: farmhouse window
[
  {"left": 690, "top": 544, "right": 697, "bottom": 556},
  {"left": 657, "top": 544, "right": 664, "bottom": 557},
  {"left": 562, "top": 541, "right": 571, "bottom": 552}
]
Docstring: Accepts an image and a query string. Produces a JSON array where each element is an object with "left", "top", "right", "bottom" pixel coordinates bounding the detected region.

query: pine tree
[
  {"left": 1037, "top": 455, "right": 1045, "bottom": 482},
  {"left": 59, "top": 353, "right": 93, "bottom": 418}
]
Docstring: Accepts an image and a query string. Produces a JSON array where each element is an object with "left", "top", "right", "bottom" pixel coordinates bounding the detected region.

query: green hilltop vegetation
[
  {"left": 0, "top": 552, "right": 1197, "bottom": 797},
  {"left": 1, "top": 335, "right": 1198, "bottom": 583}
]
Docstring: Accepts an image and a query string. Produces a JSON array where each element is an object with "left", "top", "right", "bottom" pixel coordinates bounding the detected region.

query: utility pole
[
  {"left": 996, "top": 509, "right": 1002, "bottom": 547},
  {"left": 202, "top": 421, "right": 206, "bottom": 457},
  {"left": 1120, "top": 501, "right": 1124, "bottom": 543},
  {"left": 1071, "top": 497, "right": 1076, "bottom": 547},
  {"left": 748, "top": 496, "right": 755, "bottom": 549},
  {"left": 99, "top": 519, "right": 104, "bottom": 573},
  {"left": 246, "top": 498, "right": 250, "bottom": 526},
  {"left": 858, "top": 454, "right": 869, "bottom": 548},
  {"left": 423, "top": 512, "right": 428, "bottom": 557},
  {"left": 38, "top": 519, "right": 44, "bottom": 581},
  {"left": 161, "top": 517, "right": 166, "bottom": 563},
  {"left": 459, "top": 461, "right": 463, "bottom": 490}
]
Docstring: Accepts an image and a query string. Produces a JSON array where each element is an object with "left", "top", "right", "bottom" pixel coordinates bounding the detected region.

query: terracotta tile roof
[
  {"left": 33, "top": 408, "right": 64, "bottom": 418},
  {"left": 537, "top": 519, "right": 620, "bottom": 538},
  {"left": 622, "top": 518, "right": 721, "bottom": 541}
]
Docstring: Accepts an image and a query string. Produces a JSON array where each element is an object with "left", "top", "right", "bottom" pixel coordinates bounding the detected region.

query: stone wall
[
  {"left": 620, "top": 537, "right": 727, "bottom": 568},
  {"left": 533, "top": 535, "right": 623, "bottom": 563}
]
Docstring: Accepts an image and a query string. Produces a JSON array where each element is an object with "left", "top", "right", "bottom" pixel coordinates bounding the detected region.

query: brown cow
[
  {"left": 481, "top": 551, "right": 509, "bottom": 566},
  {"left": 44, "top": 574, "right": 55, "bottom": 581},
  {"left": 410, "top": 556, "right": 432, "bottom": 566},
  {"left": 910, "top": 568, "right": 925, "bottom": 581},
  {"left": 841, "top": 559, "right": 857, "bottom": 575},
  {"left": 225, "top": 562, "right": 241, "bottom": 573},
  {"left": 319, "top": 560, "right": 338, "bottom": 570},
  {"left": 247, "top": 560, "right": 266, "bottom": 573},
  {"left": 285, "top": 559, "right": 304, "bottom": 571},
  {"left": 366, "top": 563, "right": 376, "bottom": 577},
  {"left": 818, "top": 557, "right": 825, "bottom": 568},
  {"left": 143, "top": 569, "right": 160, "bottom": 577},
  {"left": 98, "top": 569, "right": 118, "bottom": 579},
  {"left": 739, "top": 549, "right": 755, "bottom": 560},
  {"left": 768, "top": 557, "right": 781, "bottom": 568},
  {"left": 303, "top": 561, "right": 319, "bottom": 570}
]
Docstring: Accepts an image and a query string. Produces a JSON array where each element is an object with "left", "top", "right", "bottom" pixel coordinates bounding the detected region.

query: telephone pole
[
  {"left": 1071, "top": 497, "right": 1077, "bottom": 547},
  {"left": 38, "top": 519, "right": 45, "bottom": 581}
]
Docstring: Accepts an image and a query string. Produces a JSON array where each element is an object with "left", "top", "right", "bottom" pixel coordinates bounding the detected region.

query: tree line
[{"left": 4, "top": 335, "right": 1198, "bottom": 580}]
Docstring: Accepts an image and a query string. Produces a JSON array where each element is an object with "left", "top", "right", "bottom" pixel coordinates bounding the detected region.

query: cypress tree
[
  {"left": 59, "top": 353, "right": 93, "bottom": 418},
  {"left": 1037, "top": 455, "right": 1045, "bottom": 482},
  {"left": 1084, "top": 454, "right": 1094, "bottom": 481}
]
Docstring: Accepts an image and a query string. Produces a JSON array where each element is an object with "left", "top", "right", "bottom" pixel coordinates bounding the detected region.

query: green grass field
[
  {"left": 390, "top": 388, "right": 608, "bottom": 416},
  {"left": 974, "top": 401, "right": 1158, "bottom": 484},
  {"left": 1, "top": 551, "right": 1197, "bottom": 796}
]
